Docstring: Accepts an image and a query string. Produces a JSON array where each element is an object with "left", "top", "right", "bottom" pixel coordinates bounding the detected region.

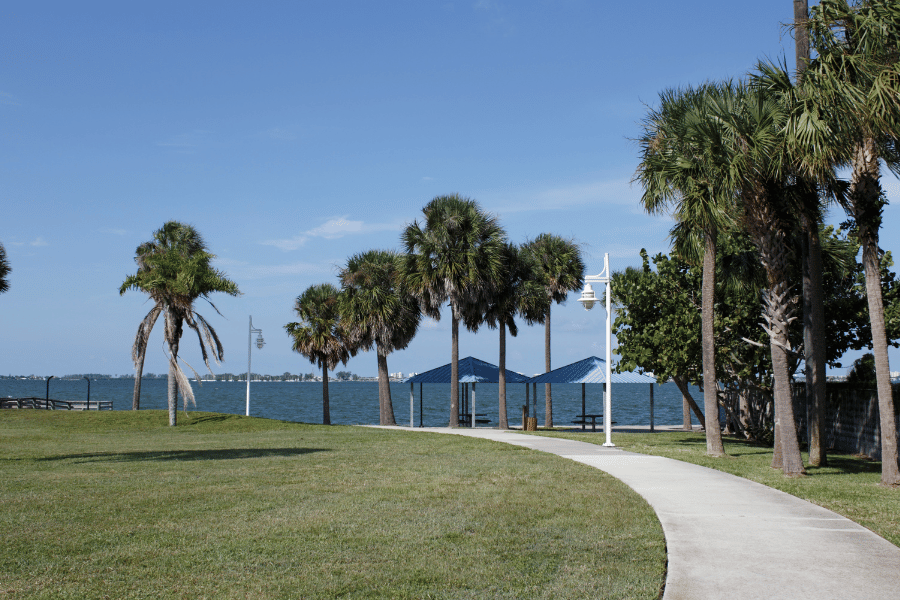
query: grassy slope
[
  {"left": 0, "top": 411, "right": 665, "bottom": 599},
  {"left": 534, "top": 429, "right": 900, "bottom": 547}
]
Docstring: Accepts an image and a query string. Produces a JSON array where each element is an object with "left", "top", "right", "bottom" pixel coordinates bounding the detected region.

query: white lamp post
[
  {"left": 578, "top": 253, "right": 615, "bottom": 447},
  {"left": 246, "top": 316, "right": 265, "bottom": 416}
]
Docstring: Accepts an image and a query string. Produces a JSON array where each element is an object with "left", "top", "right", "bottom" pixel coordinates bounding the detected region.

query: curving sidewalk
[{"left": 379, "top": 426, "right": 900, "bottom": 600}]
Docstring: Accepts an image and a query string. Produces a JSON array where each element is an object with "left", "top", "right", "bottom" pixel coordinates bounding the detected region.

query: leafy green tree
[
  {"left": 339, "top": 249, "right": 421, "bottom": 426},
  {"left": 0, "top": 242, "right": 10, "bottom": 295},
  {"left": 120, "top": 221, "right": 240, "bottom": 426},
  {"left": 401, "top": 194, "right": 506, "bottom": 427},
  {"left": 285, "top": 283, "right": 355, "bottom": 425},
  {"left": 636, "top": 83, "right": 737, "bottom": 456},
  {"left": 520, "top": 234, "right": 584, "bottom": 428}
]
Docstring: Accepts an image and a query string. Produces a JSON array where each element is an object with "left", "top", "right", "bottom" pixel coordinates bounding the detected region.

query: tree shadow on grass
[{"left": 37, "top": 447, "right": 329, "bottom": 464}]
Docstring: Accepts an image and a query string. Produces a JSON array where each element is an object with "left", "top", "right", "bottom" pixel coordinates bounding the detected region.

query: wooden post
[{"left": 581, "top": 383, "right": 586, "bottom": 431}]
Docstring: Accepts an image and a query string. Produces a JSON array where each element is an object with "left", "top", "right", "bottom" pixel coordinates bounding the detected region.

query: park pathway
[{"left": 381, "top": 426, "right": 900, "bottom": 600}]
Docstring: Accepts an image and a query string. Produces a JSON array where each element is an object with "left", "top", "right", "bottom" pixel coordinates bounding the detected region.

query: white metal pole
[
  {"left": 246, "top": 316, "right": 252, "bottom": 417},
  {"left": 603, "top": 253, "right": 615, "bottom": 447}
]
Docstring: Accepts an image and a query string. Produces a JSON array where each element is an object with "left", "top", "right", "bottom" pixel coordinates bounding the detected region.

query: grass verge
[
  {"left": 532, "top": 429, "right": 900, "bottom": 547},
  {"left": 0, "top": 411, "right": 665, "bottom": 599}
]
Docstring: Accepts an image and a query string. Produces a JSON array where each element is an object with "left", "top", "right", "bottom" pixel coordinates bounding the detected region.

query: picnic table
[
  {"left": 572, "top": 413, "right": 609, "bottom": 432},
  {"left": 458, "top": 413, "right": 490, "bottom": 427}
]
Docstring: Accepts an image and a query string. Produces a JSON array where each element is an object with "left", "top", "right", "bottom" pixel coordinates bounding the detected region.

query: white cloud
[
  {"left": 261, "top": 216, "right": 404, "bottom": 251},
  {"left": 262, "top": 127, "right": 296, "bottom": 141},
  {"left": 488, "top": 178, "right": 641, "bottom": 215},
  {"left": 156, "top": 130, "right": 211, "bottom": 152},
  {"left": 30, "top": 237, "right": 48, "bottom": 247},
  {"left": 215, "top": 257, "right": 336, "bottom": 280}
]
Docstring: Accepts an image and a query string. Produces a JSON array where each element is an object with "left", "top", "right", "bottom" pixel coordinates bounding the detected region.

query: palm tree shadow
[{"left": 39, "top": 447, "right": 328, "bottom": 464}]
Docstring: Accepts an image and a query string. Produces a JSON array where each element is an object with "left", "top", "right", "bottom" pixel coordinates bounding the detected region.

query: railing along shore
[{"left": 1, "top": 397, "right": 113, "bottom": 411}]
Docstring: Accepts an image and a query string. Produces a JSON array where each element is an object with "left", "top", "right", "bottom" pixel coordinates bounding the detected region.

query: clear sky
[{"left": 3, "top": 1, "right": 899, "bottom": 379}]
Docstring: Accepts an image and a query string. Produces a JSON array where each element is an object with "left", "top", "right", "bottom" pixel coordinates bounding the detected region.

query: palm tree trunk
[
  {"left": 132, "top": 350, "right": 145, "bottom": 411},
  {"left": 803, "top": 215, "right": 828, "bottom": 466},
  {"left": 322, "top": 364, "right": 331, "bottom": 425},
  {"left": 544, "top": 307, "right": 552, "bottom": 429},
  {"left": 702, "top": 231, "right": 725, "bottom": 456},
  {"left": 450, "top": 314, "right": 460, "bottom": 428},
  {"left": 499, "top": 322, "right": 508, "bottom": 430},
  {"left": 850, "top": 138, "right": 900, "bottom": 486},
  {"left": 376, "top": 344, "right": 396, "bottom": 426},
  {"left": 765, "top": 282, "right": 806, "bottom": 477},
  {"left": 794, "top": 0, "right": 809, "bottom": 79},
  {"left": 167, "top": 358, "right": 177, "bottom": 427}
]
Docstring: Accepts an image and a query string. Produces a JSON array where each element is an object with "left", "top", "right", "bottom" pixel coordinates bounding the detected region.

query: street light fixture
[
  {"left": 578, "top": 252, "right": 615, "bottom": 447},
  {"left": 246, "top": 315, "right": 265, "bottom": 416}
]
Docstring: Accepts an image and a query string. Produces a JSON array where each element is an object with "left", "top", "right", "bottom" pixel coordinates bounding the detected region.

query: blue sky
[{"left": 3, "top": 1, "right": 899, "bottom": 379}]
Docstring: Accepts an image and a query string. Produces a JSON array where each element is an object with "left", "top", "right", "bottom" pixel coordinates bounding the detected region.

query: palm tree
[
  {"left": 520, "top": 233, "right": 584, "bottom": 429},
  {"left": 120, "top": 221, "right": 240, "bottom": 426},
  {"left": 0, "top": 242, "right": 10, "bottom": 295},
  {"left": 285, "top": 283, "right": 355, "bottom": 425},
  {"left": 751, "top": 60, "right": 838, "bottom": 467},
  {"left": 635, "top": 84, "right": 735, "bottom": 457},
  {"left": 339, "top": 250, "right": 421, "bottom": 426},
  {"left": 711, "top": 83, "right": 807, "bottom": 476},
  {"left": 120, "top": 223, "right": 207, "bottom": 410},
  {"left": 401, "top": 194, "right": 506, "bottom": 428},
  {"left": 477, "top": 243, "right": 547, "bottom": 429},
  {"left": 803, "top": 0, "right": 900, "bottom": 485}
]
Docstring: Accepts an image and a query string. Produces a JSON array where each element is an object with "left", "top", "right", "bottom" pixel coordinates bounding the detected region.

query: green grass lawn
[
  {"left": 533, "top": 429, "right": 900, "bottom": 547},
  {"left": 0, "top": 411, "right": 665, "bottom": 599}
]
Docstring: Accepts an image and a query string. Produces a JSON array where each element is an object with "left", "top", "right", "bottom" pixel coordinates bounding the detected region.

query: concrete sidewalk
[{"left": 380, "top": 426, "right": 900, "bottom": 600}]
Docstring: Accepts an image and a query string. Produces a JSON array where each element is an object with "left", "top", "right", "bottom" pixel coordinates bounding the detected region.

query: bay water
[{"left": 1, "top": 377, "right": 697, "bottom": 428}]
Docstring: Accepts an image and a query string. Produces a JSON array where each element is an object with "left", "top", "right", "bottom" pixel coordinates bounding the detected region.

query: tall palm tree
[
  {"left": 120, "top": 222, "right": 207, "bottom": 411},
  {"left": 339, "top": 249, "right": 421, "bottom": 426},
  {"left": 0, "top": 242, "right": 10, "bottom": 295},
  {"left": 712, "top": 83, "right": 807, "bottom": 476},
  {"left": 477, "top": 243, "right": 547, "bottom": 429},
  {"left": 285, "top": 283, "right": 355, "bottom": 425},
  {"left": 635, "top": 84, "right": 735, "bottom": 456},
  {"left": 120, "top": 221, "right": 240, "bottom": 426},
  {"left": 401, "top": 194, "right": 506, "bottom": 428},
  {"left": 521, "top": 233, "right": 585, "bottom": 429},
  {"left": 752, "top": 60, "right": 837, "bottom": 467},
  {"left": 804, "top": 0, "right": 900, "bottom": 485}
]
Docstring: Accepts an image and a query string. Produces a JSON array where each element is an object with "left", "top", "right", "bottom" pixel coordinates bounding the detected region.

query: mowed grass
[
  {"left": 0, "top": 411, "right": 665, "bottom": 599},
  {"left": 533, "top": 429, "right": 900, "bottom": 547}
]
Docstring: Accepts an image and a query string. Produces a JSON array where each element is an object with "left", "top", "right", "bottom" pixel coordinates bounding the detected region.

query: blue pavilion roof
[
  {"left": 527, "top": 356, "right": 656, "bottom": 384},
  {"left": 404, "top": 356, "right": 531, "bottom": 384}
]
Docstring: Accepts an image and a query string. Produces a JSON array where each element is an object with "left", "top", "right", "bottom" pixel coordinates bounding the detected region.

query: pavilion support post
[
  {"left": 419, "top": 383, "right": 423, "bottom": 427},
  {"left": 472, "top": 382, "right": 476, "bottom": 429},
  {"left": 650, "top": 383, "right": 655, "bottom": 432},
  {"left": 581, "top": 383, "right": 586, "bottom": 431},
  {"left": 525, "top": 384, "right": 530, "bottom": 427},
  {"left": 410, "top": 382, "right": 414, "bottom": 428}
]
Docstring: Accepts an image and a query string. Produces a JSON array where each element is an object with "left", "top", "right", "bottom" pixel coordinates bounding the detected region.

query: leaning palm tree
[
  {"left": 285, "top": 283, "right": 355, "bottom": 425},
  {"left": 803, "top": 0, "right": 900, "bottom": 485},
  {"left": 401, "top": 194, "right": 506, "bottom": 428},
  {"left": 635, "top": 83, "right": 736, "bottom": 456},
  {"left": 339, "top": 250, "right": 421, "bottom": 426},
  {"left": 520, "top": 233, "right": 585, "bottom": 429},
  {"left": 711, "top": 83, "right": 807, "bottom": 476},
  {"left": 0, "top": 242, "right": 10, "bottom": 295},
  {"left": 476, "top": 243, "right": 547, "bottom": 429},
  {"left": 120, "top": 221, "right": 240, "bottom": 426},
  {"left": 120, "top": 222, "right": 208, "bottom": 410}
]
